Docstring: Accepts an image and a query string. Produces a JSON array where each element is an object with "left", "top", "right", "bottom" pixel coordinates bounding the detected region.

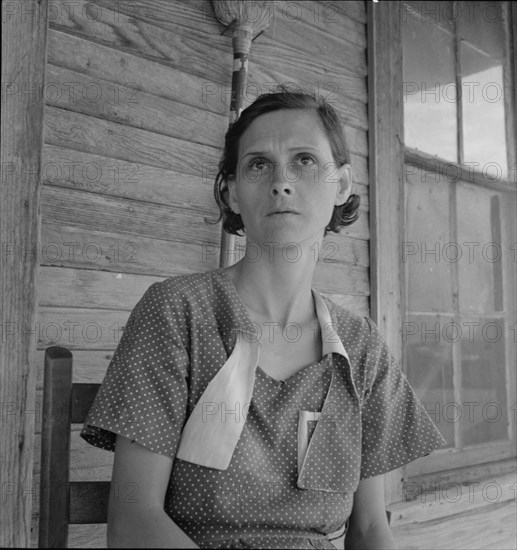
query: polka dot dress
[{"left": 81, "top": 268, "right": 446, "bottom": 549}]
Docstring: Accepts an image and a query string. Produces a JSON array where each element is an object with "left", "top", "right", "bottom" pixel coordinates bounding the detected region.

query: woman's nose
[
  {"left": 270, "top": 182, "right": 293, "bottom": 196},
  {"left": 269, "top": 163, "right": 295, "bottom": 196}
]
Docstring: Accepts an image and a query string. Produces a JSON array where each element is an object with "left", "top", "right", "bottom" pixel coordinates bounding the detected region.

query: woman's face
[{"left": 228, "top": 109, "right": 352, "bottom": 247}]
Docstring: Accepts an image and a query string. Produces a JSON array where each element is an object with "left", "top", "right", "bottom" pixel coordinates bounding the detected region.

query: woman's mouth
[{"left": 267, "top": 209, "right": 299, "bottom": 216}]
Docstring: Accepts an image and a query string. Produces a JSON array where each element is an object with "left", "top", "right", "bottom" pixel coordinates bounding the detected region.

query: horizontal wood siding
[{"left": 31, "top": 2, "right": 368, "bottom": 547}]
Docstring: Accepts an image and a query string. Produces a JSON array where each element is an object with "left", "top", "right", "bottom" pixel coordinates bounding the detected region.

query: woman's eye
[
  {"left": 248, "top": 158, "right": 267, "bottom": 171},
  {"left": 297, "top": 154, "right": 317, "bottom": 167}
]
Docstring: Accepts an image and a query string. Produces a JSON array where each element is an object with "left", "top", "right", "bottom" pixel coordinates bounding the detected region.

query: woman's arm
[
  {"left": 344, "top": 475, "right": 397, "bottom": 550},
  {"left": 107, "top": 435, "right": 198, "bottom": 548}
]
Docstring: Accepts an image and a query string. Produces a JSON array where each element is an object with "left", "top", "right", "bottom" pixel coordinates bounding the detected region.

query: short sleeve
[
  {"left": 80, "top": 281, "right": 189, "bottom": 458},
  {"left": 359, "top": 317, "right": 446, "bottom": 479}
]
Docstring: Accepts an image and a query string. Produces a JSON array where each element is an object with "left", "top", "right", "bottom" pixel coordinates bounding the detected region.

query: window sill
[{"left": 387, "top": 470, "right": 516, "bottom": 527}]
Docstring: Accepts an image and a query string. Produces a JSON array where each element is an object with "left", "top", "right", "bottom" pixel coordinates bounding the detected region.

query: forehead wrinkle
[{"left": 237, "top": 111, "right": 333, "bottom": 162}]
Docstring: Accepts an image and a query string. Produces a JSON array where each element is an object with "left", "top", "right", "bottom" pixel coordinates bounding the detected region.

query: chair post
[{"left": 39, "top": 346, "right": 73, "bottom": 548}]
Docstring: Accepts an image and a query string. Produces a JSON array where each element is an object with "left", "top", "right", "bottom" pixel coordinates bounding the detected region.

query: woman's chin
[{"left": 246, "top": 228, "right": 324, "bottom": 250}]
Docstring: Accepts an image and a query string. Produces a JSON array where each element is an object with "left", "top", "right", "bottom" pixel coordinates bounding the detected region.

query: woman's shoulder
[
  {"left": 127, "top": 270, "right": 223, "bottom": 328},
  {"left": 143, "top": 268, "right": 221, "bottom": 303}
]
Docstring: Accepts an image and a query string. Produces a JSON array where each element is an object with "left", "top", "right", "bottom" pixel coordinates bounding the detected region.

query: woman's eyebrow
[{"left": 241, "top": 146, "right": 321, "bottom": 158}]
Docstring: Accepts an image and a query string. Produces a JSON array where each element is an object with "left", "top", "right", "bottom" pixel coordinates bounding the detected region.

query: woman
[{"left": 81, "top": 91, "right": 445, "bottom": 549}]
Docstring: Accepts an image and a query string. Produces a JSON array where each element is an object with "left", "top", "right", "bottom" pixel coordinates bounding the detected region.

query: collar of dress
[{"left": 175, "top": 289, "right": 351, "bottom": 470}]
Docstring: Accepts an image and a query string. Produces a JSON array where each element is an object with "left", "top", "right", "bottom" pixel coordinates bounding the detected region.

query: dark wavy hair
[{"left": 214, "top": 91, "right": 361, "bottom": 235}]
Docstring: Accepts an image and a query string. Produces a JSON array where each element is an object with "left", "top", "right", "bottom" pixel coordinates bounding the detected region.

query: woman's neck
[{"left": 225, "top": 238, "right": 323, "bottom": 327}]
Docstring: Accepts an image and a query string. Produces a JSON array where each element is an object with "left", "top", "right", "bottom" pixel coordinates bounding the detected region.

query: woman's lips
[{"left": 267, "top": 210, "right": 299, "bottom": 216}]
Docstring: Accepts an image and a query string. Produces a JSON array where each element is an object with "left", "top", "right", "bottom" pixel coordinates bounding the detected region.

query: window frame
[{"left": 367, "top": 0, "right": 516, "bottom": 503}]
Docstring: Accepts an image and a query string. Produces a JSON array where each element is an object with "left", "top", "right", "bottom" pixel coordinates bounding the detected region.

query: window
[{"left": 401, "top": 1, "right": 516, "bottom": 479}]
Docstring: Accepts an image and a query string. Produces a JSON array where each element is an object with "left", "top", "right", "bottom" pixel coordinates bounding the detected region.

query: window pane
[
  {"left": 405, "top": 313, "right": 455, "bottom": 447},
  {"left": 456, "top": 183, "right": 502, "bottom": 314},
  {"left": 405, "top": 165, "right": 453, "bottom": 312},
  {"left": 456, "top": 1, "right": 507, "bottom": 176},
  {"left": 402, "top": 10, "right": 457, "bottom": 160},
  {"left": 460, "top": 318, "right": 508, "bottom": 445},
  {"left": 460, "top": 42, "right": 507, "bottom": 176},
  {"left": 456, "top": 1, "right": 505, "bottom": 58}
]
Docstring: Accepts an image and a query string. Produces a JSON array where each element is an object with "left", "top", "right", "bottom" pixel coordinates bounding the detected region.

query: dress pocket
[
  {"left": 296, "top": 370, "right": 362, "bottom": 494},
  {"left": 297, "top": 410, "right": 321, "bottom": 475}
]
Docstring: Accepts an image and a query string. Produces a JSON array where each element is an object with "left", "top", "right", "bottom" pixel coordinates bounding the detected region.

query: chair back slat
[{"left": 39, "top": 346, "right": 73, "bottom": 548}]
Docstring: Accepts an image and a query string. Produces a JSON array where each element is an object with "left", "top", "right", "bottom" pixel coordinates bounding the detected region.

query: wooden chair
[{"left": 39, "top": 346, "right": 110, "bottom": 548}]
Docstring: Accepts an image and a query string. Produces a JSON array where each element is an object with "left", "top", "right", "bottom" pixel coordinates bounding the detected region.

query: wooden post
[
  {"left": 1, "top": 0, "right": 48, "bottom": 545},
  {"left": 366, "top": 1, "right": 405, "bottom": 505}
]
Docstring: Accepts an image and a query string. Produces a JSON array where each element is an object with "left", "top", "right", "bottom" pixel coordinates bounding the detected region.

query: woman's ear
[
  {"left": 334, "top": 164, "right": 352, "bottom": 206},
  {"left": 227, "top": 175, "right": 241, "bottom": 214}
]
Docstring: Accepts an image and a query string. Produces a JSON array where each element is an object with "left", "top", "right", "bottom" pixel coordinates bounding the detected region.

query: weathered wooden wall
[{"left": 30, "top": 1, "right": 369, "bottom": 546}]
